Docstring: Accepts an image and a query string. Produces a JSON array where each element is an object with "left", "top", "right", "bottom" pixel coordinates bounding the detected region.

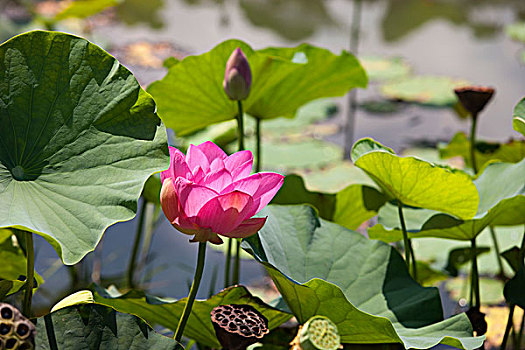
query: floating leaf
[
  {"left": 54, "top": 0, "right": 121, "bottom": 21},
  {"left": 0, "top": 31, "right": 169, "bottom": 264},
  {"left": 35, "top": 303, "right": 179, "bottom": 349},
  {"left": 369, "top": 158, "right": 525, "bottom": 242},
  {"left": 271, "top": 174, "right": 386, "bottom": 230},
  {"left": 90, "top": 285, "right": 292, "bottom": 348},
  {"left": 513, "top": 97, "right": 525, "bottom": 136},
  {"left": 148, "top": 40, "right": 366, "bottom": 135},
  {"left": 439, "top": 132, "right": 525, "bottom": 169},
  {"left": 351, "top": 138, "right": 479, "bottom": 219},
  {"left": 295, "top": 161, "right": 375, "bottom": 192},
  {"left": 380, "top": 76, "right": 469, "bottom": 106},
  {"left": 360, "top": 56, "right": 411, "bottom": 82},
  {"left": 243, "top": 205, "right": 484, "bottom": 349}
]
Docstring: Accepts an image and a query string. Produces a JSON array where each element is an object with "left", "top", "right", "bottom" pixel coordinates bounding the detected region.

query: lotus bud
[
  {"left": 223, "top": 48, "right": 252, "bottom": 101},
  {"left": 210, "top": 304, "right": 269, "bottom": 350},
  {"left": 454, "top": 86, "right": 495, "bottom": 115},
  {"left": 291, "top": 316, "right": 341, "bottom": 350}
]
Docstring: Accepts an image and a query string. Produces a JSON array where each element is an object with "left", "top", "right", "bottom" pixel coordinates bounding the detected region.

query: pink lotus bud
[
  {"left": 223, "top": 48, "right": 252, "bottom": 101},
  {"left": 159, "top": 142, "right": 283, "bottom": 244}
]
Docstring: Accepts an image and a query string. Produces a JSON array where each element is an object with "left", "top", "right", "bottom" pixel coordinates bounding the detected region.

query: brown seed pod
[
  {"left": 0, "top": 304, "right": 16, "bottom": 321},
  {"left": 15, "top": 320, "right": 34, "bottom": 340},
  {"left": 454, "top": 86, "right": 495, "bottom": 115},
  {"left": 18, "top": 340, "right": 35, "bottom": 350},
  {"left": 0, "top": 322, "right": 13, "bottom": 337},
  {"left": 4, "top": 337, "right": 19, "bottom": 349},
  {"left": 210, "top": 304, "right": 269, "bottom": 350}
]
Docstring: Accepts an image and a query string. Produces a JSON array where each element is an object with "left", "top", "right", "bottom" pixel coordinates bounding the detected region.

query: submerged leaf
[{"left": 0, "top": 31, "right": 169, "bottom": 264}]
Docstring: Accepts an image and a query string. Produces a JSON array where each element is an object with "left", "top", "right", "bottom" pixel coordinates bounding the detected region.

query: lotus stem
[
  {"left": 137, "top": 203, "right": 161, "bottom": 284},
  {"left": 516, "top": 312, "right": 525, "bottom": 350},
  {"left": 127, "top": 199, "right": 147, "bottom": 289},
  {"left": 224, "top": 238, "right": 232, "bottom": 288},
  {"left": 397, "top": 201, "right": 417, "bottom": 278},
  {"left": 174, "top": 242, "right": 207, "bottom": 342},
  {"left": 255, "top": 117, "right": 262, "bottom": 172},
  {"left": 489, "top": 226, "right": 506, "bottom": 279},
  {"left": 233, "top": 239, "right": 241, "bottom": 285},
  {"left": 22, "top": 231, "right": 34, "bottom": 318},
  {"left": 501, "top": 304, "right": 515, "bottom": 350},
  {"left": 469, "top": 112, "right": 479, "bottom": 174},
  {"left": 471, "top": 238, "right": 481, "bottom": 307},
  {"left": 232, "top": 100, "right": 245, "bottom": 285}
]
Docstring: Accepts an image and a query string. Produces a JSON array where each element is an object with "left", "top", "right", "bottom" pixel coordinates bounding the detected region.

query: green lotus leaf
[
  {"left": 243, "top": 205, "right": 484, "bottom": 349},
  {"left": 501, "top": 246, "right": 522, "bottom": 274},
  {"left": 35, "top": 303, "right": 179, "bottom": 349},
  {"left": 90, "top": 285, "right": 292, "bottom": 348},
  {"left": 380, "top": 76, "right": 469, "bottom": 106},
  {"left": 369, "top": 158, "right": 525, "bottom": 242},
  {"left": 271, "top": 174, "right": 386, "bottom": 230},
  {"left": 148, "top": 40, "right": 367, "bottom": 135},
  {"left": 0, "top": 31, "right": 169, "bottom": 264},
  {"left": 55, "top": 0, "right": 121, "bottom": 21},
  {"left": 513, "top": 97, "right": 525, "bottom": 136},
  {"left": 0, "top": 229, "right": 43, "bottom": 297},
  {"left": 504, "top": 269, "right": 525, "bottom": 309},
  {"left": 351, "top": 138, "right": 479, "bottom": 219},
  {"left": 439, "top": 132, "right": 525, "bottom": 169},
  {"left": 360, "top": 56, "right": 411, "bottom": 82},
  {"left": 444, "top": 246, "right": 491, "bottom": 277}
]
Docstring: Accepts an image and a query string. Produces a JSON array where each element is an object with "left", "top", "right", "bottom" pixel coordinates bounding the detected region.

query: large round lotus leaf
[
  {"left": 380, "top": 76, "right": 469, "bottom": 106},
  {"left": 351, "top": 138, "right": 479, "bottom": 219},
  {"left": 439, "top": 132, "right": 525, "bottom": 169},
  {"left": 0, "top": 31, "right": 169, "bottom": 264},
  {"left": 369, "top": 158, "right": 525, "bottom": 242},
  {"left": 35, "top": 303, "right": 179, "bottom": 349},
  {"left": 271, "top": 174, "right": 386, "bottom": 230},
  {"left": 360, "top": 56, "right": 411, "bottom": 82},
  {"left": 148, "top": 40, "right": 367, "bottom": 135},
  {"left": 506, "top": 22, "right": 525, "bottom": 43},
  {"left": 87, "top": 285, "right": 292, "bottom": 348},
  {"left": 243, "top": 205, "right": 484, "bottom": 349}
]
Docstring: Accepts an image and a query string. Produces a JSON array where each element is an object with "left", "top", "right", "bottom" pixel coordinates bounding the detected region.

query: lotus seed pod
[
  {"left": 210, "top": 304, "right": 269, "bottom": 350},
  {"left": 4, "top": 337, "right": 20, "bottom": 349},
  {"left": 18, "top": 340, "right": 35, "bottom": 350},
  {"left": 454, "top": 86, "right": 495, "bottom": 115},
  {"left": 0, "top": 322, "right": 13, "bottom": 337},
  {"left": 297, "top": 316, "right": 341, "bottom": 350},
  {"left": 0, "top": 304, "right": 16, "bottom": 321},
  {"left": 15, "top": 320, "right": 33, "bottom": 339}
]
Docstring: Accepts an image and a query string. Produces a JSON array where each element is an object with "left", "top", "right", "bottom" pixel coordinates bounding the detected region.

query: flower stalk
[
  {"left": 22, "top": 231, "right": 34, "bottom": 318},
  {"left": 174, "top": 242, "right": 207, "bottom": 342},
  {"left": 397, "top": 201, "right": 417, "bottom": 280},
  {"left": 127, "top": 199, "right": 147, "bottom": 289}
]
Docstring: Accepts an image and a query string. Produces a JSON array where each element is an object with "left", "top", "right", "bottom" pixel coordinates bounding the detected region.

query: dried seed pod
[
  {"left": 4, "top": 337, "right": 19, "bottom": 349},
  {"left": 454, "top": 86, "right": 495, "bottom": 115},
  {"left": 0, "top": 304, "right": 16, "bottom": 321},
  {"left": 0, "top": 322, "right": 13, "bottom": 337},
  {"left": 18, "top": 340, "right": 35, "bottom": 350},
  {"left": 210, "top": 304, "right": 269, "bottom": 350},
  {"left": 291, "top": 316, "right": 341, "bottom": 350},
  {"left": 15, "top": 320, "right": 33, "bottom": 340}
]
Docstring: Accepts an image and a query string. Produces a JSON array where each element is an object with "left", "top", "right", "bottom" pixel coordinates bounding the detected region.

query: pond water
[{"left": 26, "top": 0, "right": 525, "bottom": 311}]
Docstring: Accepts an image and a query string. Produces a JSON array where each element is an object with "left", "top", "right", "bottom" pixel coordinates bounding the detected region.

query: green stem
[
  {"left": 408, "top": 239, "right": 418, "bottom": 281},
  {"left": 237, "top": 100, "right": 244, "bottom": 151},
  {"left": 469, "top": 112, "right": 479, "bottom": 174},
  {"left": 471, "top": 238, "right": 481, "bottom": 307},
  {"left": 502, "top": 304, "right": 515, "bottom": 350},
  {"left": 224, "top": 238, "right": 232, "bottom": 288},
  {"left": 489, "top": 226, "right": 506, "bottom": 279},
  {"left": 516, "top": 312, "right": 525, "bottom": 350},
  {"left": 138, "top": 203, "right": 160, "bottom": 284},
  {"left": 397, "top": 201, "right": 412, "bottom": 272},
  {"left": 127, "top": 200, "right": 147, "bottom": 289},
  {"left": 174, "top": 242, "right": 207, "bottom": 342},
  {"left": 232, "top": 240, "right": 241, "bottom": 285},
  {"left": 23, "top": 231, "right": 34, "bottom": 318},
  {"left": 255, "top": 117, "right": 261, "bottom": 172}
]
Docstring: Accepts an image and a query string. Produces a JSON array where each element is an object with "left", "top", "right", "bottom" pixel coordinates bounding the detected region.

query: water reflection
[{"left": 239, "top": 0, "right": 334, "bottom": 41}]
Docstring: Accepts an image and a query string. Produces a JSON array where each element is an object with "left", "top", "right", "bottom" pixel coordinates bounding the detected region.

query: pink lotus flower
[{"left": 160, "top": 142, "right": 283, "bottom": 244}]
